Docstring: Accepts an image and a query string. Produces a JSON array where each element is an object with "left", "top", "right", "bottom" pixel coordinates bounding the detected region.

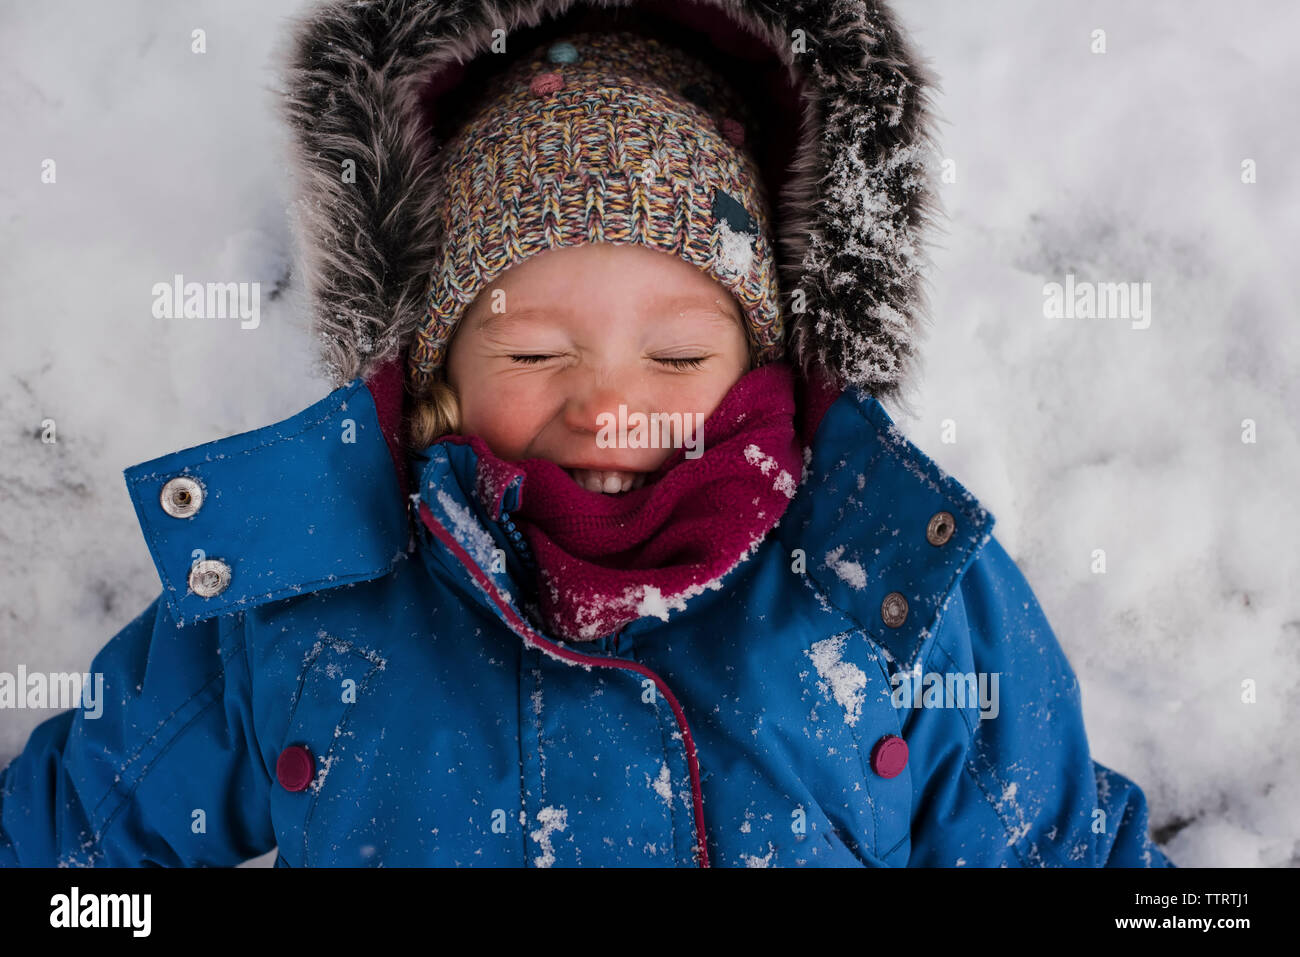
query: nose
[{"left": 563, "top": 379, "right": 631, "bottom": 436}]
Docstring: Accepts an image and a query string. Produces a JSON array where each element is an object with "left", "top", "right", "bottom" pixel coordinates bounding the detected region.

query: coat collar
[
  {"left": 122, "top": 377, "right": 410, "bottom": 627},
  {"left": 781, "top": 385, "right": 998, "bottom": 672}
]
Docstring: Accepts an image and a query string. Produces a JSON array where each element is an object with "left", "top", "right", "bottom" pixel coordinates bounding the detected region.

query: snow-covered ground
[
  {"left": 1, "top": 0, "right": 1295, "bottom": 868},
  {"left": 902, "top": 0, "right": 1300, "bottom": 867}
]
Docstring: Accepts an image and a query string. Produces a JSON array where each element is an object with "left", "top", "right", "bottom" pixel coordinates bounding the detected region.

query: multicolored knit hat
[{"left": 408, "top": 29, "right": 785, "bottom": 391}]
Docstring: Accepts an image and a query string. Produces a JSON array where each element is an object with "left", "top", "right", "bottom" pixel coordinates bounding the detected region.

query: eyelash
[
  {"left": 508, "top": 355, "right": 707, "bottom": 369},
  {"left": 660, "top": 356, "right": 707, "bottom": 370}
]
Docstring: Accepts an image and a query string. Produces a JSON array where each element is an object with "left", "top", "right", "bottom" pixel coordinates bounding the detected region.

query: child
[{"left": 0, "top": 3, "right": 1173, "bottom": 867}]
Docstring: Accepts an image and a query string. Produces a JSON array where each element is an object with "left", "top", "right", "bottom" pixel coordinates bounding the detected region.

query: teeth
[{"left": 566, "top": 468, "right": 647, "bottom": 494}]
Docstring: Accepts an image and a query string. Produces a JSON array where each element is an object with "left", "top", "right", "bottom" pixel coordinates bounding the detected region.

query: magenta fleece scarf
[{"left": 457, "top": 361, "right": 802, "bottom": 643}]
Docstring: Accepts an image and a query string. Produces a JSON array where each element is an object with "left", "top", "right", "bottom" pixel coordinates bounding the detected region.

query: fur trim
[{"left": 274, "top": 0, "right": 942, "bottom": 409}]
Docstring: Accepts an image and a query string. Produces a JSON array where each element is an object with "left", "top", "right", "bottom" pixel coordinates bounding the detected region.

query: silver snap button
[
  {"left": 881, "top": 591, "right": 909, "bottom": 628},
  {"left": 926, "top": 510, "right": 955, "bottom": 546},
  {"left": 189, "top": 559, "right": 231, "bottom": 598},
  {"left": 160, "top": 476, "right": 204, "bottom": 518}
]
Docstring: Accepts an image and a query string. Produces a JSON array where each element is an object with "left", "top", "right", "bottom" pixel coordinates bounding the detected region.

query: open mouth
[{"left": 563, "top": 468, "right": 648, "bottom": 494}]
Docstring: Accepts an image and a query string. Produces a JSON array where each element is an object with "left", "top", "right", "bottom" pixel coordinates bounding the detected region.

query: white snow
[
  {"left": 308, "top": 753, "right": 336, "bottom": 795},
  {"left": 648, "top": 761, "right": 673, "bottom": 807},
  {"left": 529, "top": 805, "right": 568, "bottom": 868},
  {"left": 807, "top": 635, "right": 868, "bottom": 726},
  {"left": 629, "top": 576, "right": 727, "bottom": 629},
  {"left": 740, "top": 842, "right": 775, "bottom": 868},
  {"left": 715, "top": 218, "right": 755, "bottom": 275},
  {"left": 743, "top": 443, "right": 797, "bottom": 498},
  {"left": 435, "top": 489, "right": 499, "bottom": 573},
  {"left": 635, "top": 584, "right": 674, "bottom": 623},
  {"left": 824, "top": 545, "right": 868, "bottom": 591}
]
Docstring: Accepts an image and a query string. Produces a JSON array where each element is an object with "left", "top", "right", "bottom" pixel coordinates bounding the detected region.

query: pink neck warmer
[{"left": 460, "top": 361, "right": 802, "bottom": 643}]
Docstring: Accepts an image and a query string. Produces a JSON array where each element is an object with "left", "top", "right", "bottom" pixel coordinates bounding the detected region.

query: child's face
[{"left": 445, "top": 242, "right": 752, "bottom": 493}]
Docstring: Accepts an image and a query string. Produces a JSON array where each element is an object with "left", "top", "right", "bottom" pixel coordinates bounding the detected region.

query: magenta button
[
  {"left": 871, "top": 734, "right": 909, "bottom": 778},
  {"left": 276, "top": 744, "right": 315, "bottom": 792}
]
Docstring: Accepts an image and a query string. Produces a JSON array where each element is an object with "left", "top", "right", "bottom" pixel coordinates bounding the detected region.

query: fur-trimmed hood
[{"left": 275, "top": 0, "right": 942, "bottom": 410}]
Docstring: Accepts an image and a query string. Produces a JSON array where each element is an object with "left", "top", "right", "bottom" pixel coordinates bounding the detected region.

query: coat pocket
[{"left": 269, "top": 636, "right": 387, "bottom": 867}]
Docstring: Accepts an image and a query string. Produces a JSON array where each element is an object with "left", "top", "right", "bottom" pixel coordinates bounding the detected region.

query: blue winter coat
[
  {"left": 1, "top": 0, "right": 1174, "bottom": 867},
  {"left": 0, "top": 366, "right": 1173, "bottom": 867}
]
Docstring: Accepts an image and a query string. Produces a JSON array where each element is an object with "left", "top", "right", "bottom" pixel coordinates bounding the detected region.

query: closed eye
[
  {"left": 657, "top": 357, "right": 707, "bottom": 369},
  {"left": 509, "top": 355, "right": 708, "bottom": 369}
]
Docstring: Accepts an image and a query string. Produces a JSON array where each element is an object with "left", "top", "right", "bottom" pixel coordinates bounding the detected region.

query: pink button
[
  {"left": 720, "top": 117, "right": 745, "bottom": 147},
  {"left": 530, "top": 72, "right": 564, "bottom": 96},
  {"left": 871, "top": 734, "right": 908, "bottom": 778},
  {"left": 276, "top": 744, "right": 315, "bottom": 792}
]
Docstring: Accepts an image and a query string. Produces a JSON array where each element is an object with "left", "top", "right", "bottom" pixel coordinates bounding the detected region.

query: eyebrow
[
  {"left": 473, "top": 308, "right": 541, "bottom": 332},
  {"left": 653, "top": 295, "right": 743, "bottom": 321}
]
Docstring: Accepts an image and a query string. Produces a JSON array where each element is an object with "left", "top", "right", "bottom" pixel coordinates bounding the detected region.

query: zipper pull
[{"left": 496, "top": 508, "right": 538, "bottom": 573}]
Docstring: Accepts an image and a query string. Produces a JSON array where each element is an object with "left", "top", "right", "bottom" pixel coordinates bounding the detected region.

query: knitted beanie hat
[{"left": 408, "top": 29, "right": 785, "bottom": 391}]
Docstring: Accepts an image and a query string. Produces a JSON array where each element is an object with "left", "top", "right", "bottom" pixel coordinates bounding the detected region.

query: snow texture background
[{"left": 1, "top": 0, "right": 1296, "bottom": 868}]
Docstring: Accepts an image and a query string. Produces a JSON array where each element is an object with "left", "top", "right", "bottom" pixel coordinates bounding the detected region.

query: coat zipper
[{"left": 417, "top": 499, "right": 711, "bottom": 868}]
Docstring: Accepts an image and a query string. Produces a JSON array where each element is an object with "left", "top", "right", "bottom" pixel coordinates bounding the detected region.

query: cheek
[
  {"left": 678, "top": 365, "right": 747, "bottom": 418},
  {"left": 457, "top": 377, "right": 552, "bottom": 458}
]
